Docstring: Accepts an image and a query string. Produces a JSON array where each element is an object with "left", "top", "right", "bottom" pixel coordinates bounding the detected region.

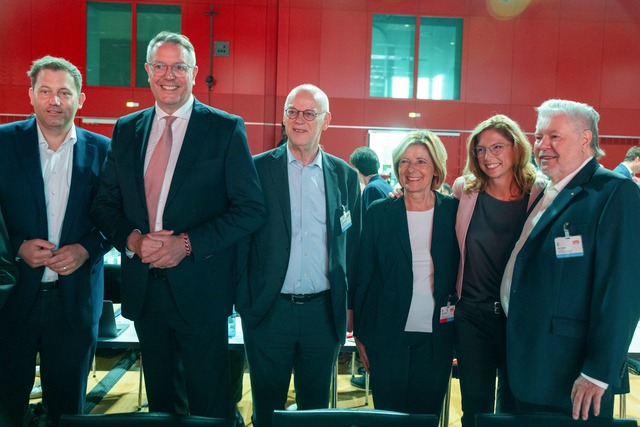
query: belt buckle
[
  {"left": 291, "top": 295, "right": 304, "bottom": 304},
  {"left": 494, "top": 301, "right": 500, "bottom": 315}
]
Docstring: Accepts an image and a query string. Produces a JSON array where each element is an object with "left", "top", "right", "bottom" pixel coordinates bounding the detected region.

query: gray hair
[
  {"left": 536, "top": 99, "right": 604, "bottom": 159},
  {"left": 146, "top": 31, "right": 196, "bottom": 66}
]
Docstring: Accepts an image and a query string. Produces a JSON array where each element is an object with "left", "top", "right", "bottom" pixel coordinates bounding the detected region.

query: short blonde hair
[{"left": 392, "top": 130, "right": 447, "bottom": 191}]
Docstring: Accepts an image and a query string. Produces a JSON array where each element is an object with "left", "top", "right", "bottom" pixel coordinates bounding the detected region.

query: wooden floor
[{"left": 31, "top": 349, "right": 640, "bottom": 425}]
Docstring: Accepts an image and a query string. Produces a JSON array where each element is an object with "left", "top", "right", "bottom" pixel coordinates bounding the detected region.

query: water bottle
[{"left": 228, "top": 308, "right": 236, "bottom": 338}]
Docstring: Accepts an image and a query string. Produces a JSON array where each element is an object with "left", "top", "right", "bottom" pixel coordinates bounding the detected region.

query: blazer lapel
[
  {"left": 165, "top": 100, "right": 204, "bottom": 208},
  {"left": 134, "top": 108, "right": 155, "bottom": 210},
  {"left": 60, "top": 133, "right": 95, "bottom": 244},
  {"left": 14, "top": 121, "right": 48, "bottom": 233},
  {"left": 388, "top": 198, "right": 412, "bottom": 264},
  {"left": 270, "top": 146, "right": 292, "bottom": 238},
  {"left": 322, "top": 153, "right": 340, "bottom": 241},
  {"left": 527, "top": 159, "right": 597, "bottom": 243}
]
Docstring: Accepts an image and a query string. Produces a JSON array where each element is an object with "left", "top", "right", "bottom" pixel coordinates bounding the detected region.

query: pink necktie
[{"left": 145, "top": 115, "right": 177, "bottom": 230}]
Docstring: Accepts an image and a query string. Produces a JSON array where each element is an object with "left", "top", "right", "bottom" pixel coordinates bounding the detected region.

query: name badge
[
  {"left": 439, "top": 304, "right": 455, "bottom": 323},
  {"left": 555, "top": 223, "right": 584, "bottom": 258},
  {"left": 340, "top": 206, "right": 352, "bottom": 233}
]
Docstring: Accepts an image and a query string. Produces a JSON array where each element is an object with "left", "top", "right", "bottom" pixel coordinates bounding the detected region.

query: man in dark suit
[
  {"left": 236, "top": 84, "right": 361, "bottom": 427},
  {"left": 91, "top": 32, "right": 265, "bottom": 420},
  {"left": 612, "top": 145, "right": 640, "bottom": 180},
  {"left": 501, "top": 99, "right": 640, "bottom": 421},
  {"left": 0, "top": 56, "right": 110, "bottom": 426},
  {"left": 349, "top": 146, "right": 393, "bottom": 215}
]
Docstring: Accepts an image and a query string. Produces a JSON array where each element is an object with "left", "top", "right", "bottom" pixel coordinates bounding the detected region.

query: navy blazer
[
  {"left": 0, "top": 118, "right": 110, "bottom": 328},
  {"left": 612, "top": 162, "right": 632, "bottom": 179},
  {"left": 91, "top": 100, "right": 265, "bottom": 325},
  {"left": 507, "top": 159, "right": 640, "bottom": 408},
  {"left": 353, "top": 192, "right": 459, "bottom": 361},
  {"left": 236, "top": 144, "right": 361, "bottom": 343}
]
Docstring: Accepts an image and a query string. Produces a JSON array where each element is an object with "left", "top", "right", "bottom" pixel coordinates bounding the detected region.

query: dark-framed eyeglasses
[
  {"left": 472, "top": 143, "right": 512, "bottom": 158},
  {"left": 147, "top": 62, "right": 194, "bottom": 77},
  {"left": 285, "top": 108, "right": 327, "bottom": 122}
]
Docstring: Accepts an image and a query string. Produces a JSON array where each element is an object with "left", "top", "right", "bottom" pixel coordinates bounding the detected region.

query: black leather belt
[
  {"left": 280, "top": 290, "right": 330, "bottom": 304},
  {"left": 148, "top": 268, "right": 168, "bottom": 280},
  {"left": 461, "top": 300, "right": 503, "bottom": 315},
  {"left": 40, "top": 281, "right": 60, "bottom": 291}
]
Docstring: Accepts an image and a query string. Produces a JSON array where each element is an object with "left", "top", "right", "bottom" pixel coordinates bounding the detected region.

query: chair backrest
[
  {"left": 271, "top": 409, "right": 438, "bottom": 427},
  {"left": 59, "top": 413, "right": 234, "bottom": 427},
  {"left": 475, "top": 413, "right": 638, "bottom": 427}
]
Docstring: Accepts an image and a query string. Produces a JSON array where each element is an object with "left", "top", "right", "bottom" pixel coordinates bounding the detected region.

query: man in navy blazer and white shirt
[
  {"left": 91, "top": 32, "right": 265, "bottom": 420},
  {"left": 0, "top": 56, "right": 110, "bottom": 426},
  {"left": 612, "top": 145, "right": 640, "bottom": 180},
  {"left": 501, "top": 99, "right": 640, "bottom": 421}
]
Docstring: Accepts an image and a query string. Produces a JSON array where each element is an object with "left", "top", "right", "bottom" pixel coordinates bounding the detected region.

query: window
[
  {"left": 370, "top": 15, "right": 462, "bottom": 100},
  {"left": 86, "top": 2, "right": 181, "bottom": 88}
]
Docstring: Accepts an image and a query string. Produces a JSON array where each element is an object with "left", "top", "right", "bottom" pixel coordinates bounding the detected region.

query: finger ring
[{"left": 63, "top": 266, "right": 67, "bottom": 271}]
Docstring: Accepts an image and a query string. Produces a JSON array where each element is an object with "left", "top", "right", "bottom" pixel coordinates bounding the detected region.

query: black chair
[
  {"left": 59, "top": 413, "right": 234, "bottom": 427},
  {"left": 475, "top": 413, "right": 638, "bottom": 427},
  {"left": 271, "top": 408, "right": 439, "bottom": 427}
]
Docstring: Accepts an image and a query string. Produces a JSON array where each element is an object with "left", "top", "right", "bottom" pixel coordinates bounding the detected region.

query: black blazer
[
  {"left": 91, "top": 100, "right": 265, "bottom": 325},
  {"left": 507, "top": 159, "right": 640, "bottom": 408},
  {"left": 0, "top": 118, "right": 110, "bottom": 328},
  {"left": 353, "top": 192, "right": 459, "bottom": 361},
  {"left": 0, "top": 203, "right": 19, "bottom": 311},
  {"left": 236, "top": 144, "right": 361, "bottom": 342}
]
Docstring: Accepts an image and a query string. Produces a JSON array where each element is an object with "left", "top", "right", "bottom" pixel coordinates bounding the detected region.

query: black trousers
[
  {"left": 243, "top": 293, "right": 339, "bottom": 427},
  {"left": 134, "top": 276, "right": 230, "bottom": 419},
  {"left": 0, "top": 287, "right": 96, "bottom": 427},
  {"left": 455, "top": 300, "right": 516, "bottom": 427}
]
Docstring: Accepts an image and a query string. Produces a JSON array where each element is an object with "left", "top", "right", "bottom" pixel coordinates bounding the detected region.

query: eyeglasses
[
  {"left": 472, "top": 143, "right": 512, "bottom": 158},
  {"left": 147, "top": 62, "right": 194, "bottom": 77},
  {"left": 285, "top": 108, "right": 327, "bottom": 122}
]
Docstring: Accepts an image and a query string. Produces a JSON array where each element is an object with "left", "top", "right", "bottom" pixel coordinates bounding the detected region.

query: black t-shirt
[{"left": 461, "top": 191, "right": 529, "bottom": 302}]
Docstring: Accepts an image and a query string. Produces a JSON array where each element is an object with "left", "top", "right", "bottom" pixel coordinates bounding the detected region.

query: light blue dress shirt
[{"left": 281, "top": 147, "right": 330, "bottom": 295}]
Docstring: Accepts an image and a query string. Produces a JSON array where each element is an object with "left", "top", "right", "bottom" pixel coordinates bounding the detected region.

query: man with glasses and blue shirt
[
  {"left": 91, "top": 31, "right": 265, "bottom": 421},
  {"left": 237, "top": 84, "right": 361, "bottom": 427}
]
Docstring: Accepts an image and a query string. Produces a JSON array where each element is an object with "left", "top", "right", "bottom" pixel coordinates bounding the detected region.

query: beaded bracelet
[{"left": 180, "top": 233, "right": 192, "bottom": 256}]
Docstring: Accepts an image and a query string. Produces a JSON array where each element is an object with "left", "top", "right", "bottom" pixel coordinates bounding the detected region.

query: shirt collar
[
  {"left": 36, "top": 124, "right": 77, "bottom": 151},
  {"left": 286, "top": 145, "right": 324, "bottom": 170},
  {"left": 551, "top": 156, "right": 593, "bottom": 193},
  {"left": 154, "top": 94, "right": 194, "bottom": 122}
]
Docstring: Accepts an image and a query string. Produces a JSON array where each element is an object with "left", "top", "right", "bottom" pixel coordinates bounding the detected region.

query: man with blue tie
[
  {"left": 237, "top": 84, "right": 361, "bottom": 427},
  {"left": 91, "top": 32, "right": 265, "bottom": 420},
  {"left": 0, "top": 56, "right": 110, "bottom": 426},
  {"left": 612, "top": 146, "right": 640, "bottom": 180}
]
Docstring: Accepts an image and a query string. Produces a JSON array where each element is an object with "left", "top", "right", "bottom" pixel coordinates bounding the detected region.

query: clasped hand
[
  {"left": 18, "top": 239, "right": 89, "bottom": 275},
  {"left": 128, "top": 230, "right": 186, "bottom": 268}
]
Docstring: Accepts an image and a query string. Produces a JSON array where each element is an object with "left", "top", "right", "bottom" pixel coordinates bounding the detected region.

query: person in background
[
  {"left": 237, "top": 84, "right": 361, "bottom": 427},
  {"left": 353, "top": 130, "right": 459, "bottom": 418},
  {"left": 501, "top": 99, "right": 640, "bottom": 420},
  {"left": 0, "top": 204, "right": 18, "bottom": 312},
  {"left": 438, "top": 182, "right": 453, "bottom": 196},
  {"left": 612, "top": 145, "right": 640, "bottom": 180},
  {"left": 349, "top": 146, "right": 393, "bottom": 215},
  {"left": 0, "top": 56, "right": 110, "bottom": 426},
  {"left": 452, "top": 114, "right": 546, "bottom": 427},
  {"left": 91, "top": 31, "right": 265, "bottom": 420}
]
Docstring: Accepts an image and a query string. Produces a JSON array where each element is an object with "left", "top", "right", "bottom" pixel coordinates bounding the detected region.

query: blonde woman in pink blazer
[{"left": 452, "top": 115, "right": 546, "bottom": 427}]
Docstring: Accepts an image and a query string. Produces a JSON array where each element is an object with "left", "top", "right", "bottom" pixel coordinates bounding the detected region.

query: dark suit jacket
[
  {"left": 612, "top": 162, "right": 632, "bottom": 179},
  {"left": 0, "top": 205, "right": 18, "bottom": 311},
  {"left": 353, "top": 193, "right": 459, "bottom": 361},
  {"left": 0, "top": 118, "right": 110, "bottom": 328},
  {"left": 507, "top": 159, "right": 640, "bottom": 409},
  {"left": 236, "top": 144, "right": 361, "bottom": 342},
  {"left": 91, "top": 100, "right": 265, "bottom": 325}
]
